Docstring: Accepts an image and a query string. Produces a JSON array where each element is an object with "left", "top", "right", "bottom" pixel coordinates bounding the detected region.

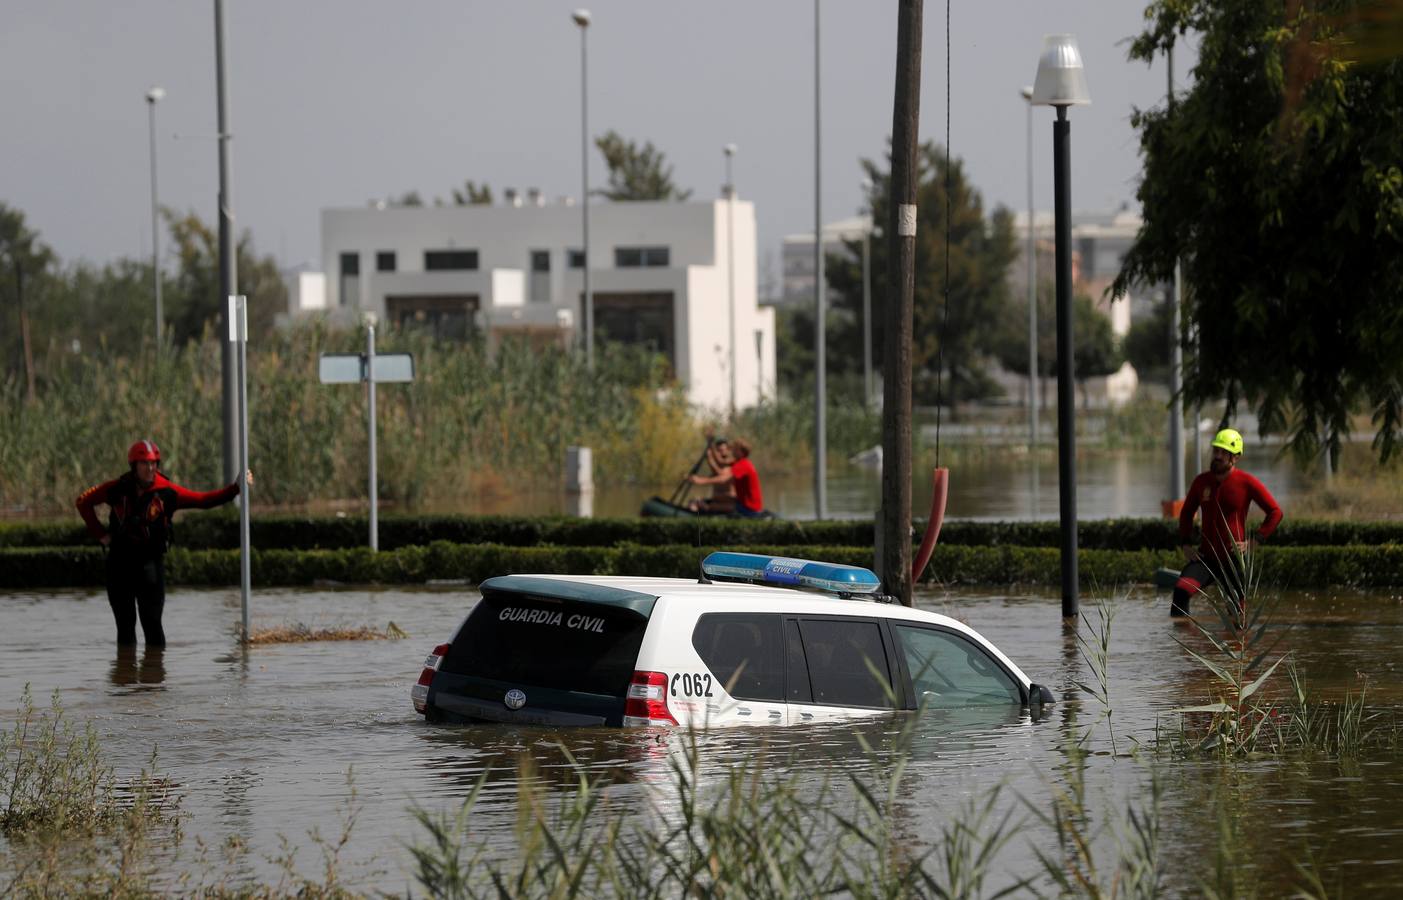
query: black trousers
[
  {"left": 106, "top": 554, "right": 166, "bottom": 646},
  {"left": 1170, "top": 555, "right": 1243, "bottom": 618}
]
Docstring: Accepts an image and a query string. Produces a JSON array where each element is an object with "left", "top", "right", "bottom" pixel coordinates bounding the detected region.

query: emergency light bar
[{"left": 700, "top": 552, "right": 882, "bottom": 596}]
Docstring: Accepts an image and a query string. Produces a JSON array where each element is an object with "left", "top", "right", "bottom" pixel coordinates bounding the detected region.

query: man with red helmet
[{"left": 76, "top": 440, "right": 252, "bottom": 646}]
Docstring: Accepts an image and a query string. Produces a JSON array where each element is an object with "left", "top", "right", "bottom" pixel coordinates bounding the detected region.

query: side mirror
[{"left": 1028, "top": 683, "right": 1057, "bottom": 706}]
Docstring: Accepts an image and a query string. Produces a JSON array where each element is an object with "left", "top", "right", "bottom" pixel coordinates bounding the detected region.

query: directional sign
[{"left": 318, "top": 353, "right": 415, "bottom": 384}]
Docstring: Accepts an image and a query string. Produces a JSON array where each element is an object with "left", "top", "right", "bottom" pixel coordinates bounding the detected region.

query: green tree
[
  {"left": 163, "top": 209, "right": 288, "bottom": 344},
  {"left": 0, "top": 203, "right": 56, "bottom": 399},
  {"left": 594, "top": 131, "right": 693, "bottom": 202},
  {"left": 451, "top": 181, "right": 493, "bottom": 205},
  {"left": 993, "top": 279, "right": 1122, "bottom": 407},
  {"left": 1113, "top": 0, "right": 1403, "bottom": 464},
  {"left": 826, "top": 143, "right": 1018, "bottom": 405}
]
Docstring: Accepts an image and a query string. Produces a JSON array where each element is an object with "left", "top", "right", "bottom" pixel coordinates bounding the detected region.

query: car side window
[
  {"left": 892, "top": 625, "right": 1022, "bottom": 708},
  {"left": 797, "top": 619, "right": 894, "bottom": 709},
  {"left": 691, "top": 613, "right": 785, "bottom": 702},
  {"left": 785, "top": 619, "right": 812, "bottom": 702}
]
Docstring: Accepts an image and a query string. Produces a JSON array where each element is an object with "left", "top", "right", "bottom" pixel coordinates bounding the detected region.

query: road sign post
[
  {"left": 318, "top": 337, "right": 414, "bottom": 551},
  {"left": 228, "top": 295, "right": 251, "bottom": 640}
]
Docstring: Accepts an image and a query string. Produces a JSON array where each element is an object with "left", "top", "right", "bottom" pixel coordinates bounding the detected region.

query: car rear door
[{"left": 784, "top": 616, "right": 903, "bottom": 723}]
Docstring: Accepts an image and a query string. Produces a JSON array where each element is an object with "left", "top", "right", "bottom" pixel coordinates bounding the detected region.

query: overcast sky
[{"left": 2, "top": 1, "right": 1196, "bottom": 278}]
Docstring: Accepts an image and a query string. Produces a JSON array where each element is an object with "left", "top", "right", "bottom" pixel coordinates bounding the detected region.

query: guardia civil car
[{"left": 412, "top": 553, "right": 1055, "bottom": 727}]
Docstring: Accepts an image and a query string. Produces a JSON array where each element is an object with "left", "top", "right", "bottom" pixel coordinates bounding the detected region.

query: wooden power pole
[{"left": 881, "top": 0, "right": 923, "bottom": 606}]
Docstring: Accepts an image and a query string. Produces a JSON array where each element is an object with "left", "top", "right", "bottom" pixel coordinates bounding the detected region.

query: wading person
[
  {"left": 687, "top": 438, "right": 737, "bottom": 514},
  {"left": 76, "top": 440, "right": 252, "bottom": 646},
  {"left": 1172, "top": 428, "right": 1282, "bottom": 617}
]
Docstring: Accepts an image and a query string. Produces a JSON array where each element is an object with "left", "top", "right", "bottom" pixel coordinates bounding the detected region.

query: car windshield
[{"left": 441, "top": 592, "right": 650, "bottom": 697}]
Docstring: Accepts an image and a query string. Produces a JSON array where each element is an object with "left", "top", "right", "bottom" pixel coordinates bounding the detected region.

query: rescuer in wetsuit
[
  {"left": 76, "top": 440, "right": 252, "bottom": 645},
  {"left": 1172, "top": 428, "right": 1282, "bottom": 617}
]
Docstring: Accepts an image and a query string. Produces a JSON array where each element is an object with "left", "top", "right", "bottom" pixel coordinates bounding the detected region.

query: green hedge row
[
  {"left": 5, "top": 542, "right": 1403, "bottom": 590},
  {"left": 6, "top": 513, "right": 1402, "bottom": 551}
]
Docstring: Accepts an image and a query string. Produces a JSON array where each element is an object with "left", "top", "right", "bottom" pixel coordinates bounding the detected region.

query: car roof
[{"left": 499, "top": 573, "right": 975, "bottom": 631}]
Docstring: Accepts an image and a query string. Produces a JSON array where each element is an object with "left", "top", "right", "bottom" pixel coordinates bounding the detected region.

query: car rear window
[
  {"left": 441, "top": 591, "right": 650, "bottom": 697},
  {"left": 692, "top": 613, "right": 785, "bottom": 701}
]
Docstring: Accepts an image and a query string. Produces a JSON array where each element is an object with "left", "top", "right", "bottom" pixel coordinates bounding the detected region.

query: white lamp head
[
  {"left": 1020, "top": 84, "right": 1034, "bottom": 102},
  {"left": 1031, "top": 35, "right": 1090, "bottom": 107},
  {"left": 724, "top": 143, "right": 738, "bottom": 157},
  {"left": 146, "top": 86, "right": 165, "bottom": 104},
  {"left": 572, "top": 9, "right": 591, "bottom": 27}
]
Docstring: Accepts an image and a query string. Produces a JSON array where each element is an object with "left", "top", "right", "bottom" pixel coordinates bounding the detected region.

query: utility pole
[
  {"left": 214, "top": 0, "right": 239, "bottom": 482},
  {"left": 881, "top": 0, "right": 922, "bottom": 607}
]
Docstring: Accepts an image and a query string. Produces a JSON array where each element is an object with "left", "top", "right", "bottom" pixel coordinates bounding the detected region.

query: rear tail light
[
  {"left": 411, "top": 643, "right": 452, "bottom": 715},
  {"left": 622, "top": 670, "right": 677, "bottom": 727}
]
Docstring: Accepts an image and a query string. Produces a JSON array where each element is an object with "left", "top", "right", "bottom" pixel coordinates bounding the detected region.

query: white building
[
  {"left": 779, "top": 214, "right": 872, "bottom": 307},
  {"left": 293, "top": 195, "right": 776, "bottom": 412}
]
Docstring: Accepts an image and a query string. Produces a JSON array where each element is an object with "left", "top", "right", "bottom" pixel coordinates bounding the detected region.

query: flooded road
[{"left": 5, "top": 583, "right": 1403, "bottom": 894}]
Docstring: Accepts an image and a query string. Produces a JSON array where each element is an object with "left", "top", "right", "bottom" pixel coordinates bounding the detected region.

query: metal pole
[
  {"left": 1053, "top": 105, "right": 1078, "bottom": 618},
  {"left": 367, "top": 325, "right": 378, "bottom": 552},
  {"left": 147, "top": 92, "right": 163, "bottom": 347},
  {"left": 579, "top": 18, "right": 593, "bottom": 369},
  {"left": 1167, "top": 45, "right": 1185, "bottom": 503},
  {"left": 813, "top": 0, "right": 827, "bottom": 520},
  {"left": 881, "top": 0, "right": 922, "bottom": 607},
  {"left": 215, "top": 0, "right": 239, "bottom": 483},
  {"left": 862, "top": 224, "right": 872, "bottom": 408},
  {"left": 1025, "top": 91, "right": 1039, "bottom": 449},
  {"left": 726, "top": 146, "right": 737, "bottom": 418},
  {"left": 233, "top": 296, "right": 250, "bottom": 640}
]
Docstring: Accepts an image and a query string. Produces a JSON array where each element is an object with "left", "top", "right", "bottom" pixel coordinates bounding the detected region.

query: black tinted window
[
  {"left": 785, "top": 619, "right": 812, "bottom": 702},
  {"left": 893, "top": 625, "right": 1022, "bottom": 708},
  {"left": 799, "top": 619, "right": 894, "bottom": 708},
  {"left": 692, "top": 614, "right": 784, "bottom": 701},
  {"left": 442, "top": 593, "right": 648, "bottom": 697},
  {"left": 425, "top": 250, "right": 478, "bottom": 271}
]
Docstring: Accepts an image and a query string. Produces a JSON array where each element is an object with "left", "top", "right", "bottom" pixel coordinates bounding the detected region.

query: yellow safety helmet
[{"left": 1211, "top": 428, "right": 1244, "bottom": 456}]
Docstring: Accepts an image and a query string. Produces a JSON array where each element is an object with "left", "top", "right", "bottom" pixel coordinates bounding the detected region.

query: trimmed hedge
[
  {"left": 7, "top": 513, "right": 1403, "bottom": 551},
  {"left": 4, "top": 542, "right": 1402, "bottom": 590}
]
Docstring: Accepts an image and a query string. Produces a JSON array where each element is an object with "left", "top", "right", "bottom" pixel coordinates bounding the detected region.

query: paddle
[{"left": 668, "top": 439, "right": 714, "bottom": 506}]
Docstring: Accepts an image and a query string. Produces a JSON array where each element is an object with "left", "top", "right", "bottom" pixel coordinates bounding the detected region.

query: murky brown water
[{"left": 5, "top": 582, "right": 1403, "bottom": 893}]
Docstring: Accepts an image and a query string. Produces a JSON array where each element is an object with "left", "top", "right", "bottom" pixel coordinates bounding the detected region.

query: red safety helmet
[{"left": 127, "top": 440, "right": 161, "bottom": 464}]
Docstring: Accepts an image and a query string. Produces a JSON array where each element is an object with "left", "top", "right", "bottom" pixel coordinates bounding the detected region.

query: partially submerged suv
[{"left": 412, "top": 553, "right": 1054, "bottom": 727}]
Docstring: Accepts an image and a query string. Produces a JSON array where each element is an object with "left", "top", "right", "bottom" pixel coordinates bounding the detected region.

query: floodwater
[
  {"left": 461, "top": 449, "right": 1313, "bottom": 521},
  {"left": 5, "top": 582, "right": 1403, "bottom": 894}
]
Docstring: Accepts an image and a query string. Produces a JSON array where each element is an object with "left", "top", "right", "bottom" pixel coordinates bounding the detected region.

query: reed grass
[{"left": 245, "top": 621, "right": 409, "bottom": 645}]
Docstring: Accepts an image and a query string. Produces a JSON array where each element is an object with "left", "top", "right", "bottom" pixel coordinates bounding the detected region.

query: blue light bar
[{"left": 701, "top": 552, "right": 882, "bottom": 595}]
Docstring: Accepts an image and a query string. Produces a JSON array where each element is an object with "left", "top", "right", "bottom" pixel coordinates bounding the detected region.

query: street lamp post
[
  {"left": 146, "top": 86, "right": 165, "bottom": 346},
  {"left": 861, "top": 177, "right": 873, "bottom": 409},
  {"left": 573, "top": 9, "right": 593, "bottom": 369},
  {"left": 214, "top": 0, "right": 240, "bottom": 483},
  {"left": 1021, "top": 85, "right": 1038, "bottom": 450},
  {"left": 1031, "top": 34, "right": 1090, "bottom": 620},
  {"left": 1167, "top": 44, "right": 1186, "bottom": 504},
  {"left": 725, "top": 143, "right": 738, "bottom": 419},
  {"left": 813, "top": 0, "right": 827, "bottom": 520}
]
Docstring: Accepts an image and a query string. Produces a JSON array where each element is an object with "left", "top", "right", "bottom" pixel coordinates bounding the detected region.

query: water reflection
[{"left": 108, "top": 644, "right": 166, "bottom": 691}]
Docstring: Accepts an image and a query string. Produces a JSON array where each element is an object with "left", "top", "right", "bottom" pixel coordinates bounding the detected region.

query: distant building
[
  {"left": 778, "top": 214, "right": 872, "bottom": 307},
  {"left": 291, "top": 195, "right": 776, "bottom": 411}
]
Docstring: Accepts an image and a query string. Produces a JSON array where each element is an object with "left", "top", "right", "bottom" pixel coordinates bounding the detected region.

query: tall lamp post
[
  {"left": 146, "top": 86, "right": 165, "bottom": 346},
  {"left": 1031, "top": 33, "right": 1090, "bottom": 620},
  {"left": 214, "top": 0, "right": 239, "bottom": 482},
  {"left": 1021, "top": 84, "right": 1038, "bottom": 450},
  {"left": 725, "top": 143, "right": 738, "bottom": 418},
  {"left": 813, "top": 0, "right": 827, "bottom": 520},
  {"left": 1166, "top": 44, "right": 1186, "bottom": 505},
  {"left": 573, "top": 9, "right": 594, "bottom": 369},
  {"left": 861, "top": 177, "right": 874, "bottom": 409}
]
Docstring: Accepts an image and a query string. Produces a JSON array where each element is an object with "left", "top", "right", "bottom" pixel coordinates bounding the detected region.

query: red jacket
[
  {"left": 1178, "top": 468, "right": 1282, "bottom": 560},
  {"left": 76, "top": 471, "right": 240, "bottom": 558},
  {"left": 731, "top": 457, "right": 763, "bottom": 512}
]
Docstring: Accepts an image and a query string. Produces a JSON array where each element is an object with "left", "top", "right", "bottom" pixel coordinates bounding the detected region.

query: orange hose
[{"left": 912, "top": 467, "right": 949, "bottom": 583}]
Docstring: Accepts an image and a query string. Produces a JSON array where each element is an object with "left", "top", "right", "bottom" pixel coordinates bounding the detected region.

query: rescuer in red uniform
[
  {"left": 76, "top": 440, "right": 252, "bottom": 645},
  {"left": 1172, "top": 428, "right": 1282, "bottom": 617}
]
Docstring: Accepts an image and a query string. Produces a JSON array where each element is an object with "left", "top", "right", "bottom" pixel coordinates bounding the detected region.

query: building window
[
  {"left": 425, "top": 249, "right": 478, "bottom": 271},
  {"left": 530, "top": 250, "right": 551, "bottom": 272},
  {"left": 376, "top": 251, "right": 396, "bottom": 272},
  {"left": 615, "top": 246, "right": 670, "bottom": 268},
  {"left": 567, "top": 249, "right": 585, "bottom": 269},
  {"left": 339, "top": 252, "right": 359, "bottom": 277}
]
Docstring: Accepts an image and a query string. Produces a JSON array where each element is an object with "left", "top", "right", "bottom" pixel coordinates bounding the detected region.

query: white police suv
[{"left": 412, "top": 552, "right": 1054, "bottom": 727}]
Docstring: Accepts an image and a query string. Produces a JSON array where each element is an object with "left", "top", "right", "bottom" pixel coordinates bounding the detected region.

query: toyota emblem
[{"left": 504, "top": 689, "right": 527, "bottom": 710}]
